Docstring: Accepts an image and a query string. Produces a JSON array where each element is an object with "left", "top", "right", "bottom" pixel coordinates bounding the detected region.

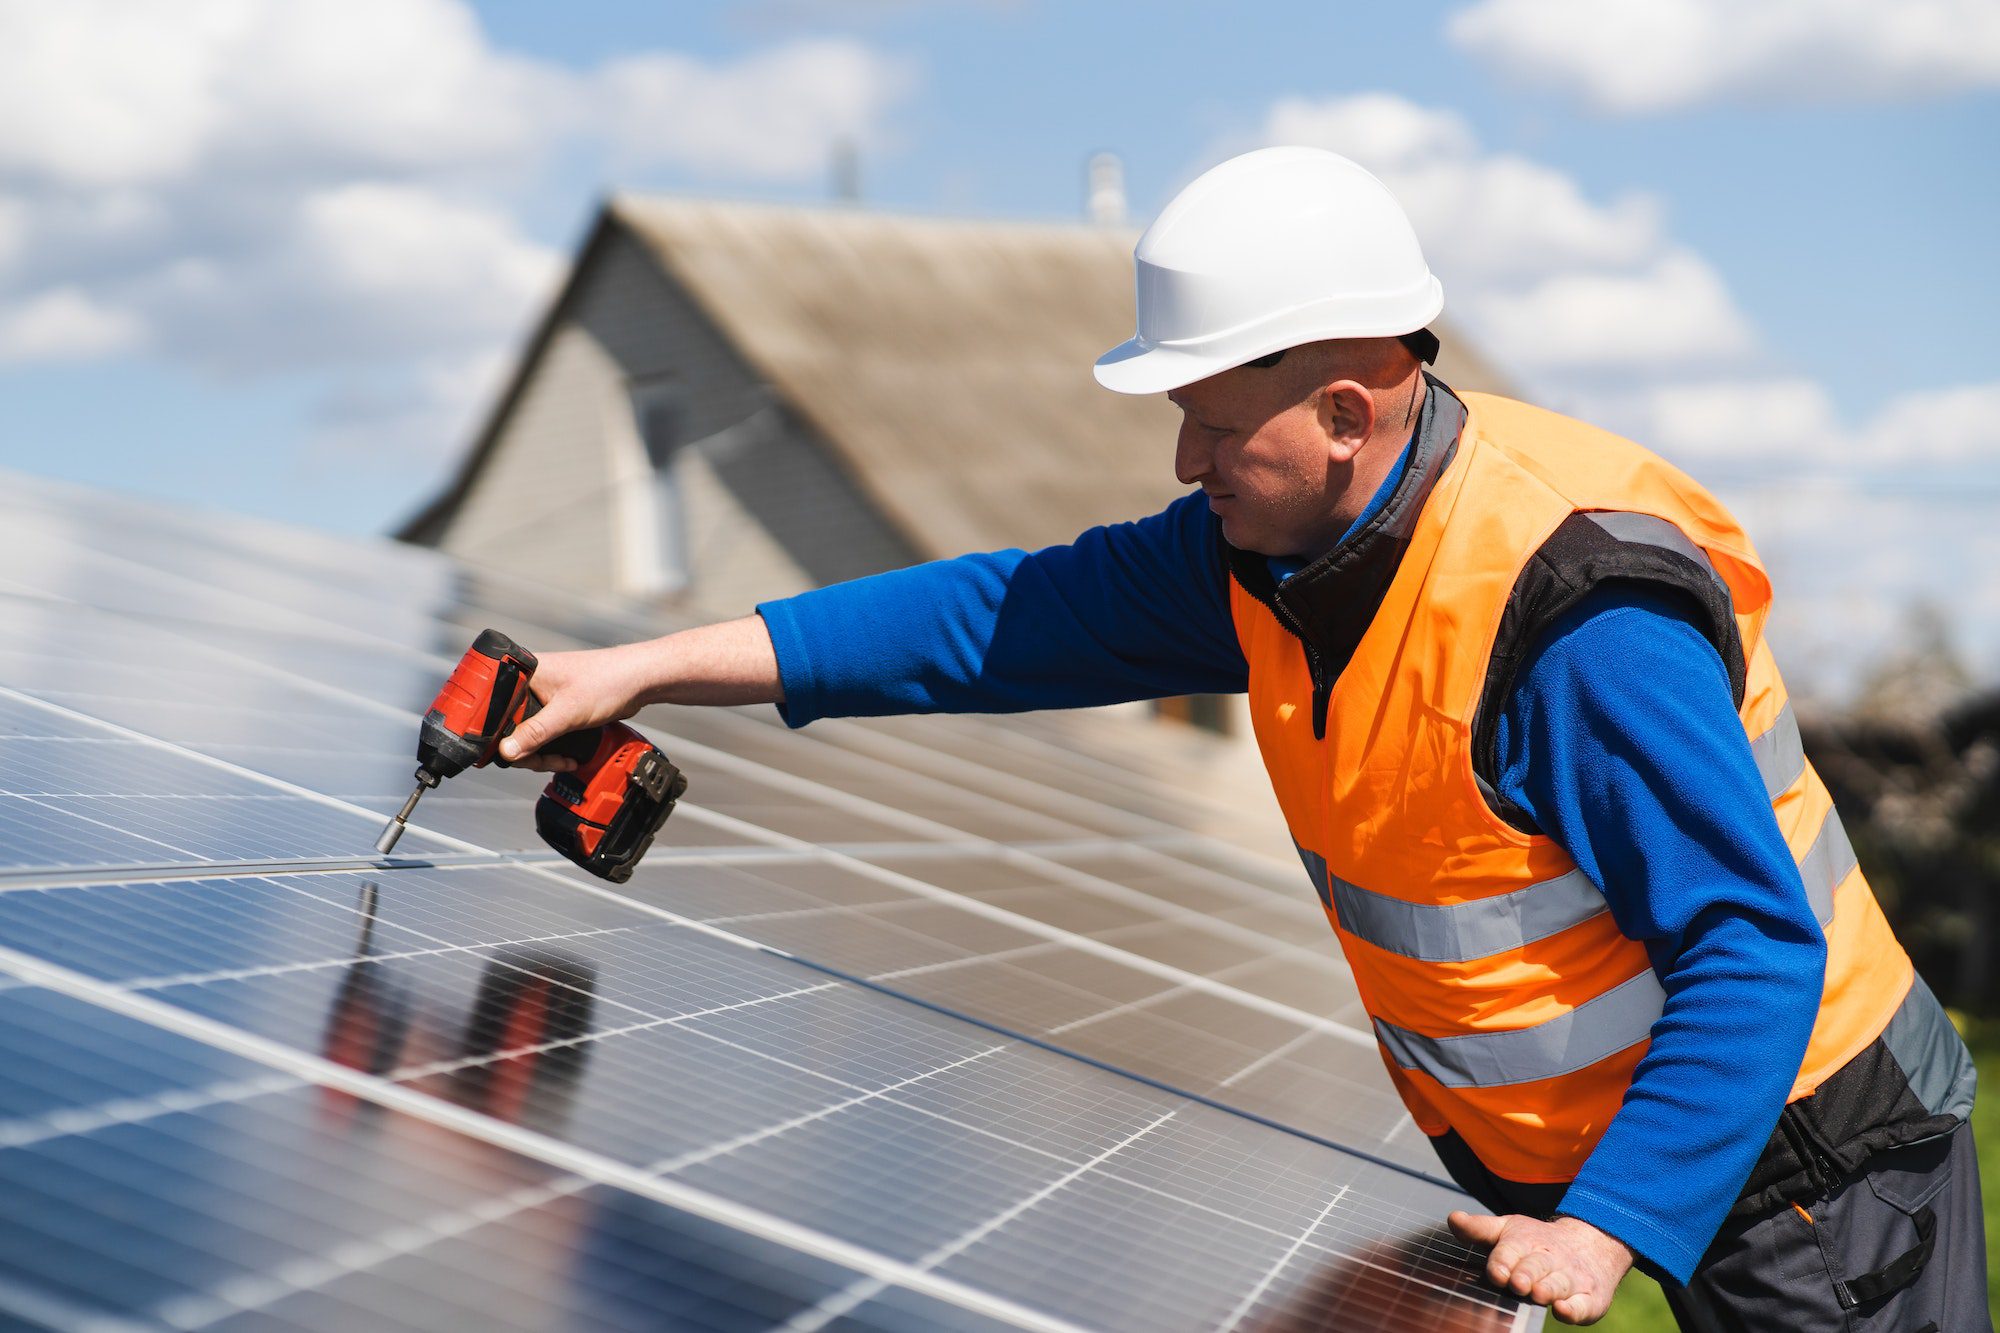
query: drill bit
[{"left": 375, "top": 771, "right": 437, "bottom": 855}]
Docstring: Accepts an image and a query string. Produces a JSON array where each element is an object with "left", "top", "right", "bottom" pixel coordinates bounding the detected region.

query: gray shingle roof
[{"left": 610, "top": 195, "right": 1514, "bottom": 558}]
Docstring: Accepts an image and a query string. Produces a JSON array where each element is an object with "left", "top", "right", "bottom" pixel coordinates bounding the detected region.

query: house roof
[{"left": 402, "top": 194, "right": 1515, "bottom": 558}]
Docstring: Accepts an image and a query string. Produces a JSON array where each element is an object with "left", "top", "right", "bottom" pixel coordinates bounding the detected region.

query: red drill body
[{"left": 375, "top": 629, "right": 686, "bottom": 882}]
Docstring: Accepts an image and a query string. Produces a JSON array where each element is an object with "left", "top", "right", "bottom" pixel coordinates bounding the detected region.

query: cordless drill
[{"left": 374, "top": 629, "right": 687, "bottom": 883}]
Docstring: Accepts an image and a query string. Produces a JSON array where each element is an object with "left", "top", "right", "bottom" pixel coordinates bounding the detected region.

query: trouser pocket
[{"left": 1807, "top": 1133, "right": 1950, "bottom": 1329}]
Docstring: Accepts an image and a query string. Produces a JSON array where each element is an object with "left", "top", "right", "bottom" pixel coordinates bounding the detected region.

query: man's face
[{"left": 1168, "top": 367, "right": 1345, "bottom": 558}]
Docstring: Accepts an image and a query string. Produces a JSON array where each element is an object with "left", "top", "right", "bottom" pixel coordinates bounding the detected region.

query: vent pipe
[
  {"left": 1086, "top": 152, "right": 1125, "bottom": 226},
  {"left": 832, "top": 138, "right": 860, "bottom": 204}
]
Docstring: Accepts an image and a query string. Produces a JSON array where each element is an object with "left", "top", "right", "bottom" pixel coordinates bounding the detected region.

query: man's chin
[{"left": 1215, "top": 513, "right": 1280, "bottom": 556}]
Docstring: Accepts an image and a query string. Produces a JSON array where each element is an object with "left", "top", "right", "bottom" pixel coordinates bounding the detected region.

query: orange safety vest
[{"left": 1229, "top": 384, "right": 1915, "bottom": 1183}]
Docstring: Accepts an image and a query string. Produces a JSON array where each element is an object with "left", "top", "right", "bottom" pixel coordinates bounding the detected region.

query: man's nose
[{"left": 1174, "top": 422, "right": 1211, "bottom": 487}]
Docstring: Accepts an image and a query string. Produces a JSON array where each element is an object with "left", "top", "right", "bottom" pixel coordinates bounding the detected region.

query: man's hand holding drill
[{"left": 497, "top": 615, "right": 786, "bottom": 771}]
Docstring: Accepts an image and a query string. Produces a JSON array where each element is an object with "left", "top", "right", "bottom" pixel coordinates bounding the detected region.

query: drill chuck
[{"left": 374, "top": 769, "right": 439, "bottom": 856}]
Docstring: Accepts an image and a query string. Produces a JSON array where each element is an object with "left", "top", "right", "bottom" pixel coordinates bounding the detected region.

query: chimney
[
  {"left": 1086, "top": 152, "right": 1126, "bottom": 226},
  {"left": 831, "top": 138, "right": 860, "bottom": 204}
]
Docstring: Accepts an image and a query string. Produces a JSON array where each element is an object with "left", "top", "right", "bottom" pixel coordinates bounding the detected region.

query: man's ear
[{"left": 1319, "top": 380, "right": 1377, "bottom": 463}]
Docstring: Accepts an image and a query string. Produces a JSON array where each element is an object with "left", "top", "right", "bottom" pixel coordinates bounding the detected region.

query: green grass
[{"left": 1589, "top": 1017, "right": 2000, "bottom": 1331}]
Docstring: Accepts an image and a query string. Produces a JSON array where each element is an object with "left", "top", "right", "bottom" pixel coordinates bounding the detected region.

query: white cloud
[
  {"left": 104, "top": 186, "right": 562, "bottom": 378},
  {"left": 217, "top": 0, "right": 569, "bottom": 178},
  {"left": 0, "top": 2, "right": 235, "bottom": 186},
  {"left": 1568, "top": 376, "right": 2000, "bottom": 474},
  {"left": 595, "top": 40, "right": 916, "bottom": 180},
  {"left": 0, "top": 0, "right": 564, "bottom": 188},
  {"left": 0, "top": 287, "right": 144, "bottom": 361},
  {"left": 1612, "top": 377, "right": 1844, "bottom": 465},
  {"left": 1468, "top": 250, "right": 1759, "bottom": 372},
  {"left": 1263, "top": 94, "right": 1476, "bottom": 170},
  {"left": 0, "top": 1, "right": 910, "bottom": 192},
  {"left": 733, "top": 0, "right": 1017, "bottom": 22},
  {"left": 0, "top": 0, "right": 915, "bottom": 478},
  {"left": 1391, "top": 157, "right": 1663, "bottom": 279},
  {"left": 0, "top": 196, "right": 21, "bottom": 276},
  {"left": 1447, "top": 0, "right": 2000, "bottom": 113},
  {"left": 1856, "top": 383, "right": 2000, "bottom": 466},
  {"left": 290, "top": 185, "right": 563, "bottom": 356}
]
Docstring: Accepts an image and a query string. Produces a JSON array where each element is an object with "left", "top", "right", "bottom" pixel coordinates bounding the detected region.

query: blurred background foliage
[{"left": 1806, "top": 606, "right": 1998, "bottom": 1021}]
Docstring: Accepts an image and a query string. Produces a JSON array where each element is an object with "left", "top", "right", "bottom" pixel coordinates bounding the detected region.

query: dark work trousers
[{"left": 1663, "top": 1120, "right": 1992, "bottom": 1332}]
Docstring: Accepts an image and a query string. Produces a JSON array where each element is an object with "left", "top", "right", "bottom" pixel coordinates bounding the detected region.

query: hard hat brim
[
  {"left": 1092, "top": 269, "right": 1444, "bottom": 396},
  {"left": 1092, "top": 337, "right": 1245, "bottom": 396}
]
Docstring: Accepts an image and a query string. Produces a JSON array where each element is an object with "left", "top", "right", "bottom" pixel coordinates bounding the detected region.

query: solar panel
[{"left": 0, "top": 470, "right": 1540, "bottom": 1331}]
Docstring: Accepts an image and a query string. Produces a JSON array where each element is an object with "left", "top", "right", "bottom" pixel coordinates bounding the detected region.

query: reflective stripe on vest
[
  {"left": 1584, "top": 511, "right": 1729, "bottom": 597},
  {"left": 1373, "top": 970, "right": 1667, "bottom": 1089},
  {"left": 1368, "top": 816, "right": 1896, "bottom": 1096},
  {"left": 1329, "top": 803, "right": 1857, "bottom": 1086},
  {"left": 1298, "top": 704, "right": 1831, "bottom": 967}
]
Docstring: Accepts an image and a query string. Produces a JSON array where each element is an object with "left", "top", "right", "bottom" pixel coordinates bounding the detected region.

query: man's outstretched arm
[{"left": 501, "top": 490, "right": 1247, "bottom": 765}]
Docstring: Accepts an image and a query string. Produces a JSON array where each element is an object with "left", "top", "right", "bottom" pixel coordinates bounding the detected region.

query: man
[{"left": 499, "top": 148, "right": 1987, "bottom": 1329}]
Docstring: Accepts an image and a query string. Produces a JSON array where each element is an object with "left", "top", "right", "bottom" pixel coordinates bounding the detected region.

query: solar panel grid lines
[
  {"left": 583, "top": 715, "right": 1307, "bottom": 934},
  {"left": 0, "top": 824, "right": 1472, "bottom": 1288},
  {"left": 153, "top": 1048, "right": 1031, "bottom": 1333},
  {"left": 0, "top": 688, "right": 461, "bottom": 867},
  {"left": 781, "top": 1109, "right": 1184, "bottom": 1332},
  {"left": 830, "top": 707, "right": 1228, "bottom": 818},
  {"left": 148, "top": 1164, "right": 595, "bottom": 1332},
  {"left": 0, "top": 943, "right": 1101, "bottom": 1333},
  {"left": 11, "top": 608, "right": 1296, "bottom": 1000},
  {"left": 708, "top": 970, "right": 1448, "bottom": 1212},
  {"left": 0, "top": 820, "right": 1384, "bottom": 1160},
  {"left": 1212, "top": 1183, "right": 1351, "bottom": 1333},
  {"left": 0, "top": 478, "right": 1539, "bottom": 1332},
  {"left": 890, "top": 710, "right": 1289, "bottom": 856},
  {"left": 82, "top": 576, "right": 1280, "bottom": 896},
  {"left": 603, "top": 800, "right": 1377, "bottom": 1048},
  {"left": 648, "top": 706, "right": 1222, "bottom": 854},
  {"left": 0, "top": 848, "right": 564, "bottom": 894},
  {"left": 0, "top": 800, "right": 1424, "bottom": 1216},
  {"left": 0, "top": 892, "right": 1504, "bottom": 1328},
  {"left": 0, "top": 987, "right": 906, "bottom": 1333},
  {"left": 0, "top": 589, "right": 1353, "bottom": 1045},
  {"left": 3, "top": 616, "right": 1376, "bottom": 1064},
  {"left": 0, "top": 519, "right": 423, "bottom": 654},
  {"left": 0, "top": 685, "right": 844, "bottom": 974},
  {"left": 0, "top": 859, "right": 1463, "bottom": 1286},
  {"left": 753, "top": 711, "right": 1198, "bottom": 841}
]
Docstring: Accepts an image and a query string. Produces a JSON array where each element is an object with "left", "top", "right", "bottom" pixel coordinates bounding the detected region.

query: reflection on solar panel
[{"left": 0, "top": 471, "right": 1540, "bottom": 1331}]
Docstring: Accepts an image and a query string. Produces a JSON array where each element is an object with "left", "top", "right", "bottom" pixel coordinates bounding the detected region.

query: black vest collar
[{"left": 1224, "top": 373, "right": 1468, "bottom": 740}]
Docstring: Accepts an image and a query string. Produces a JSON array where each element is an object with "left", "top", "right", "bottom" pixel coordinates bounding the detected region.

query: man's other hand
[{"left": 1447, "top": 1210, "right": 1632, "bottom": 1325}]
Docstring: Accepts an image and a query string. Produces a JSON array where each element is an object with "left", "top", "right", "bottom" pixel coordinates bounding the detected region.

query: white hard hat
[{"left": 1094, "top": 146, "right": 1444, "bottom": 395}]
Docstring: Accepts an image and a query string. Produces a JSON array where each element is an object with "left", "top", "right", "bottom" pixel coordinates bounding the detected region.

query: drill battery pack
[{"left": 534, "top": 722, "right": 688, "bottom": 884}]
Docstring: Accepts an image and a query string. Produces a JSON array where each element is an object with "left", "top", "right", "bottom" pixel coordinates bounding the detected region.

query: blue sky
[{"left": 1, "top": 0, "right": 1995, "bottom": 689}]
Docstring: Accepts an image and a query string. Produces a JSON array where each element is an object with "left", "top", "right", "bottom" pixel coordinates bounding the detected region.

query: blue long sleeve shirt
[{"left": 755, "top": 467, "right": 1827, "bottom": 1284}]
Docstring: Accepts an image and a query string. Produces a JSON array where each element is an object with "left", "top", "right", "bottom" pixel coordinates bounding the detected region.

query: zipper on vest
[{"left": 1265, "top": 587, "right": 1332, "bottom": 741}]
